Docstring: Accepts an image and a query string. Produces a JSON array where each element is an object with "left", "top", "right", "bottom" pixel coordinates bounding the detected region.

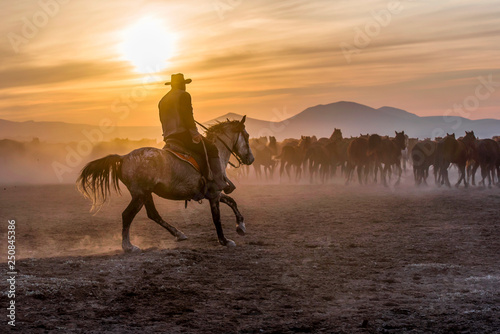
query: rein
[{"left": 194, "top": 120, "right": 243, "bottom": 168}]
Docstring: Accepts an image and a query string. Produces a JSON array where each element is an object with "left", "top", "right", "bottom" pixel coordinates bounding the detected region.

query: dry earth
[{"left": 1, "top": 179, "right": 499, "bottom": 333}]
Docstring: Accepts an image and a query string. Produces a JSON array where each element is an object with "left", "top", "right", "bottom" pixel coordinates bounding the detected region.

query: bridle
[{"left": 195, "top": 120, "right": 245, "bottom": 168}]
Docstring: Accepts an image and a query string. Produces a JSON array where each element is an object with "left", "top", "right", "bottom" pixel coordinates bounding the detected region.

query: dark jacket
[{"left": 159, "top": 88, "right": 199, "bottom": 139}]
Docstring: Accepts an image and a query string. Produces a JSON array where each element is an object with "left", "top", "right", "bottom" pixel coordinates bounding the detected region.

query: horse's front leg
[
  {"left": 209, "top": 195, "right": 236, "bottom": 246},
  {"left": 220, "top": 193, "right": 246, "bottom": 236}
]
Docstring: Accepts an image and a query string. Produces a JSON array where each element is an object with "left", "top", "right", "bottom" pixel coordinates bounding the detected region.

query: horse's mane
[{"left": 205, "top": 120, "right": 241, "bottom": 140}]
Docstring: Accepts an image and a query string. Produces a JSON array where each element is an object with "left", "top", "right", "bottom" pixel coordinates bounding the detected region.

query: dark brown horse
[
  {"left": 411, "top": 139, "right": 437, "bottom": 186},
  {"left": 462, "top": 131, "right": 500, "bottom": 188},
  {"left": 435, "top": 133, "right": 468, "bottom": 188},
  {"left": 250, "top": 136, "right": 276, "bottom": 180},
  {"left": 325, "top": 128, "right": 348, "bottom": 178},
  {"left": 367, "top": 131, "right": 406, "bottom": 186},
  {"left": 497, "top": 140, "right": 500, "bottom": 185},
  {"left": 277, "top": 136, "right": 311, "bottom": 182},
  {"left": 304, "top": 141, "right": 330, "bottom": 183},
  {"left": 346, "top": 135, "right": 370, "bottom": 185},
  {"left": 463, "top": 131, "right": 480, "bottom": 186}
]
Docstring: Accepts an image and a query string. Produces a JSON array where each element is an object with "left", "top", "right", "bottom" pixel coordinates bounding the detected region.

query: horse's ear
[{"left": 240, "top": 115, "right": 246, "bottom": 124}]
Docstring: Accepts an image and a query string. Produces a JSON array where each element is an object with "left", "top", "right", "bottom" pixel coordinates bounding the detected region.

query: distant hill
[
  {"left": 1, "top": 101, "right": 499, "bottom": 142},
  {"left": 211, "top": 102, "right": 500, "bottom": 140}
]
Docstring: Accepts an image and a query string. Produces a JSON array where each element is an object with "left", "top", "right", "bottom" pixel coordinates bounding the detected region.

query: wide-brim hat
[{"left": 165, "top": 73, "right": 192, "bottom": 85}]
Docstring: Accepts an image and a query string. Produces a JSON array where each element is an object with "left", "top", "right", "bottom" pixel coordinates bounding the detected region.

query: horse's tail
[{"left": 76, "top": 154, "right": 122, "bottom": 212}]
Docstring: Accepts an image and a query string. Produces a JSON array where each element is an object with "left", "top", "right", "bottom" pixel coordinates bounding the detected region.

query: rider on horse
[{"left": 159, "top": 73, "right": 235, "bottom": 194}]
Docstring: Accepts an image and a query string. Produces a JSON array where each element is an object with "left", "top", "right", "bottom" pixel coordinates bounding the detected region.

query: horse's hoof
[
  {"left": 124, "top": 245, "right": 141, "bottom": 253},
  {"left": 225, "top": 239, "right": 237, "bottom": 247},
  {"left": 236, "top": 223, "right": 246, "bottom": 236},
  {"left": 176, "top": 233, "right": 188, "bottom": 242}
]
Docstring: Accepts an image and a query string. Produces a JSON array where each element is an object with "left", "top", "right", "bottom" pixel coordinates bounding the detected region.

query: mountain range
[{"left": 1, "top": 101, "right": 499, "bottom": 142}]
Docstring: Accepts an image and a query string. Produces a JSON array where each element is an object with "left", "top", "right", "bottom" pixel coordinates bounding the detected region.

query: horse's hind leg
[
  {"left": 279, "top": 161, "right": 285, "bottom": 182},
  {"left": 423, "top": 167, "right": 429, "bottom": 186},
  {"left": 209, "top": 196, "right": 236, "bottom": 246},
  {"left": 382, "top": 165, "right": 389, "bottom": 187},
  {"left": 357, "top": 165, "right": 364, "bottom": 185},
  {"left": 254, "top": 164, "right": 261, "bottom": 180},
  {"left": 220, "top": 193, "right": 246, "bottom": 236},
  {"left": 122, "top": 196, "right": 144, "bottom": 253},
  {"left": 443, "top": 168, "right": 451, "bottom": 187},
  {"left": 471, "top": 162, "right": 479, "bottom": 186},
  {"left": 345, "top": 163, "right": 354, "bottom": 185},
  {"left": 143, "top": 193, "right": 187, "bottom": 241},
  {"left": 395, "top": 163, "right": 402, "bottom": 186}
]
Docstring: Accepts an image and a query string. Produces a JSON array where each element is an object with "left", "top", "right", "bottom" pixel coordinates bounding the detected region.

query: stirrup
[{"left": 223, "top": 177, "right": 236, "bottom": 194}]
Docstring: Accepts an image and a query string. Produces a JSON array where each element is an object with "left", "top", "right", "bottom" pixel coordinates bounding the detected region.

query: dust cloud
[{"left": 0, "top": 138, "right": 161, "bottom": 184}]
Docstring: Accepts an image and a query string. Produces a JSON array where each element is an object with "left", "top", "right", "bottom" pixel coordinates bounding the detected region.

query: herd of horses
[{"left": 241, "top": 129, "right": 500, "bottom": 188}]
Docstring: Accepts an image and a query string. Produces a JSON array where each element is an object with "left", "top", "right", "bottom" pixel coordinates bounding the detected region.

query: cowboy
[{"left": 159, "top": 73, "right": 234, "bottom": 194}]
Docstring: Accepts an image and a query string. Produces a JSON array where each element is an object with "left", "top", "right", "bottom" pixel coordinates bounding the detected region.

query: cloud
[
  {"left": 0, "top": 0, "right": 499, "bottom": 124},
  {"left": 0, "top": 61, "right": 130, "bottom": 89}
]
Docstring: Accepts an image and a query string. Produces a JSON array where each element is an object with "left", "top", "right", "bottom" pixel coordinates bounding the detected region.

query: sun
[{"left": 119, "top": 18, "right": 176, "bottom": 73}]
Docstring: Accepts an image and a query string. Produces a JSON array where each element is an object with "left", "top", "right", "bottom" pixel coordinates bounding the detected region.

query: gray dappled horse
[{"left": 77, "top": 117, "right": 254, "bottom": 252}]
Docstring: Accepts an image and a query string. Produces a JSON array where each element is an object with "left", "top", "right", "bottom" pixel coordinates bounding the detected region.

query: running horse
[
  {"left": 462, "top": 131, "right": 500, "bottom": 188},
  {"left": 435, "top": 133, "right": 468, "bottom": 188},
  {"left": 77, "top": 117, "right": 254, "bottom": 252}
]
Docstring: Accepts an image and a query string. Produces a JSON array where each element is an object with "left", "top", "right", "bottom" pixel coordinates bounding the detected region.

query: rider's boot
[
  {"left": 209, "top": 157, "right": 235, "bottom": 194},
  {"left": 223, "top": 176, "right": 236, "bottom": 194}
]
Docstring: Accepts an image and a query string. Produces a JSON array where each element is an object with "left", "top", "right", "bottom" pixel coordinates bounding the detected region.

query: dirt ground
[{"left": 1, "top": 177, "right": 499, "bottom": 333}]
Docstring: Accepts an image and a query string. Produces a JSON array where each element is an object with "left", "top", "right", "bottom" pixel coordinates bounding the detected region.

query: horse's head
[
  {"left": 330, "top": 128, "right": 343, "bottom": 141},
  {"left": 207, "top": 116, "right": 254, "bottom": 165},
  {"left": 394, "top": 131, "right": 406, "bottom": 150},
  {"left": 462, "top": 130, "right": 477, "bottom": 149},
  {"left": 464, "top": 131, "right": 476, "bottom": 141},
  {"left": 299, "top": 136, "right": 312, "bottom": 150},
  {"left": 233, "top": 116, "right": 254, "bottom": 165}
]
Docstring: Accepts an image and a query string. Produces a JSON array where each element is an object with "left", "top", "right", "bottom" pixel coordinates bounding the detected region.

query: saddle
[
  {"left": 163, "top": 139, "right": 209, "bottom": 202},
  {"left": 163, "top": 139, "right": 208, "bottom": 177}
]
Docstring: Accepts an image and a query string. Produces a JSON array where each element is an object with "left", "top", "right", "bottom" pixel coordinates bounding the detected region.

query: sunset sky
[{"left": 1, "top": 0, "right": 499, "bottom": 126}]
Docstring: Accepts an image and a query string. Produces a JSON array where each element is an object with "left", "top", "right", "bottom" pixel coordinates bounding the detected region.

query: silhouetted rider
[{"left": 159, "top": 73, "right": 234, "bottom": 194}]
